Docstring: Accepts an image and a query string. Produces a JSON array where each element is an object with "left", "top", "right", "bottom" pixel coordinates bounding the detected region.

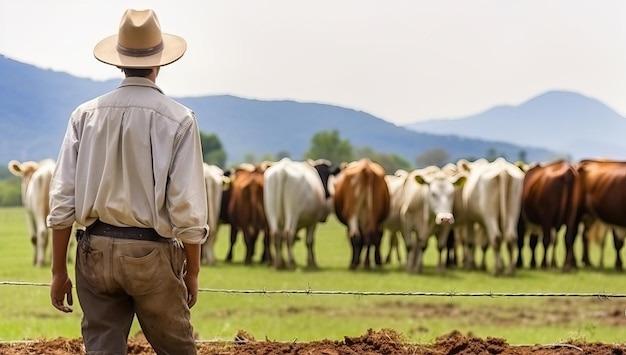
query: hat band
[{"left": 116, "top": 41, "right": 164, "bottom": 57}]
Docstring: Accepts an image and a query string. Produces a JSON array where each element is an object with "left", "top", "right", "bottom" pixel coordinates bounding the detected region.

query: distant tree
[
  {"left": 0, "top": 166, "right": 14, "bottom": 180},
  {"left": 416, "top": 148, "right": 449, "bottom": 167},
  {"left": 304, "top": 130, "right": 354, "bottom": 165},
  {"left": 485, "top": 148, "right": 507, "bottom": 162},
  {"left": 355, "top": 146, "right": 412, "bottom": 174},
  {"left": 517, "top": 150, "right": 527, "bottom": 164},
  {"left": 199, "top": 131, "right": 227, "bottom": 168}
]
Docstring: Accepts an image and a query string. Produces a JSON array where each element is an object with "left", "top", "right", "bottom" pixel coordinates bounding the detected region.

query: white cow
[
  {"left": 460, "top": 157, "right": 525, "bottom": 276},
  {"left": 8, "top": 159, "right": 56, "bottom": 267},
  {"left": 201, "top": 163, "right": 225, "bottom": 266},
  {"left": 381, "top": 170, "right": 409, "bottom": 265},
  {"left": 263, "top": 158, "right": 337, "bottom": 270},
  {"left": 399, "top": 167, "right": 466, "bottom": 273}
]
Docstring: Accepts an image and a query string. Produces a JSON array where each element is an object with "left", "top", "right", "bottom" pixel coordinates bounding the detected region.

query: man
[{"left": 47, "top": 9, "right": 209, "bottom": 355}]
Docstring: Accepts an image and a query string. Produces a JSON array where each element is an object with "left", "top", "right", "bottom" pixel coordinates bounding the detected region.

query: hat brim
[{"left": 93, "top": 33, "right": 187, "bottom": 68}]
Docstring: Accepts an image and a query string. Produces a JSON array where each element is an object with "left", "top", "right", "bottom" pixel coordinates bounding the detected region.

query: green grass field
[{"left": 0, "top": 206, "right": 624, "bottom": 345}]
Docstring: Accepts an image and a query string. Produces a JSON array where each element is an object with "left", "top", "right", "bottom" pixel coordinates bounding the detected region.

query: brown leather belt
[{"left": 87, "top": 220, "right": 171, "bottom": 243}]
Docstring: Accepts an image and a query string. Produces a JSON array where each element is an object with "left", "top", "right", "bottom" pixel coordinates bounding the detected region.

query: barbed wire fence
[
  {"left": 1, "top": 280, "right": 625, "bottom": 349},
  {"left": 2, "top": 280, "right": 625, "bottom": 298}
]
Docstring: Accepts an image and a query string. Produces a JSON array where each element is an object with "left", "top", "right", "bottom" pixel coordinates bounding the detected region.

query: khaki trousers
[{"left": 75, "top": 234, "right": 197, "bottom": 355}]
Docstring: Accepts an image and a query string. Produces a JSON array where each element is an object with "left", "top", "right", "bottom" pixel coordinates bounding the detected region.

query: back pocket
[{"left": 119, "top": 248, "right": 167, "bottom": 296}]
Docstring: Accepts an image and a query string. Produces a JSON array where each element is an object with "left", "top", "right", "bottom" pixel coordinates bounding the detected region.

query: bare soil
[
  {"left": 1, "top": 328, "right": 625, "bottom": 355},
  {"left": 2, "top": 298, "right": 625, "bottom": 354}
]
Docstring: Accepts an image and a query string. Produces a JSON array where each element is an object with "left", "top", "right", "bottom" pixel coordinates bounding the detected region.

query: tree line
[{"left": 0, "top": 129, "right": 527, "bottom": 207}]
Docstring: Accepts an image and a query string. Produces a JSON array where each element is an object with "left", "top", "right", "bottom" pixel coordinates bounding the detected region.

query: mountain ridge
[
  {"left": 0, "top": 54, "right": 572, "bottom": 166},
  {"left": 405, "top": 91, "right": 626, "bottom": 160}
]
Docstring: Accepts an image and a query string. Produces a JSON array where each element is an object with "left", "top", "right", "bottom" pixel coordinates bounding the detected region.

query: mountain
[
  {"left": 0, "top": 54, "right": 556, "bottom": 167},
  {"left": 405, "top": 91, "right": 626, "bottom": 160}
]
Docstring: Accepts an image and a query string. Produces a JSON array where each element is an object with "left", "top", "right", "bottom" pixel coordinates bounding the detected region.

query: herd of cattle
[{"left": 7, "top": 156, "right": 626, "bottom": 275}]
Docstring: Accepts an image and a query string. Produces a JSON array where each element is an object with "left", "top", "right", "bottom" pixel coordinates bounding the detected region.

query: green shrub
[{"left": 0, "top": 180, "right": 21, "bottom": 206}]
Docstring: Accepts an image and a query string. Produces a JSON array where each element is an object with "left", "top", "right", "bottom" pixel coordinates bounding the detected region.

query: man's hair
[{"left": 121, "top": 68, "right": 153, "bottom": 77}]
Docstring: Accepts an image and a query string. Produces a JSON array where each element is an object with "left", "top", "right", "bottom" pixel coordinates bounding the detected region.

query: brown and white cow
[
  {"left": 200, "top": 163, "right": 225, "bottom": 266},
  {"left": 8, "top": 159, "right": 56, "bottom": 267},
  {"left": 263, "top": 158, "right": 340, "bottom": 270},
  {"left": 459, "top": 158, "right": 525, "bottom": 276},
  {"left": 576, "top": 159, "right": 626, "bottom": 271},
  {"left": 517, "top": 160, "right": 582, "bottom": 271},
  {"left": 333, "top": 158, "right": 390, "bottom": 270}
]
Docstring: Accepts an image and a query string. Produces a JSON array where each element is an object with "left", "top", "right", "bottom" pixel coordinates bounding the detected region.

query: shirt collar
[{"left": 118, "top": 77, "right": 164, "bottom": 94}]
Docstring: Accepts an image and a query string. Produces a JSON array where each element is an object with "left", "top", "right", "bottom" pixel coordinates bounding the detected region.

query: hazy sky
[{"left": 1, "top": 1, "right": 624, "bottom": 124}]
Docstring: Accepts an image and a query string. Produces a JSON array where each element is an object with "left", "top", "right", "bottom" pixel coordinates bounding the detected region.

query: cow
[
  {"left": 399, "top": 167, "right": 466, "bottom": 273},
  {"left": 333, "top": 158, "right": 390, "bottom": 270},
  {"left": 517, "top": 160, "right": 582, "bottom": 272},
  {"left": 8, "top": 159, "right": 56, "bottom": 267},
  {"left": 263, "top": 158, "right": 339, "bottom": 270},
  {"left": 382, "top": 170, "right": 409, "bottom": 265},
  {"left": 226, "top": 163, "right": 270, "bottom": 265},
  {"left": 200, "top": 163, "right": 225, "bottom": 266},
  {"left": 576, "top": 159, "right": 626, "bottom": 271},
  {"left": 459, "top": 158, "right": 525, "bottom": 276}
]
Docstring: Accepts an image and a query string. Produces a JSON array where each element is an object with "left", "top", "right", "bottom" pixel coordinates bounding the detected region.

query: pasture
[{"left": 0, "top": 206, "right": 625, "bottom": 345}]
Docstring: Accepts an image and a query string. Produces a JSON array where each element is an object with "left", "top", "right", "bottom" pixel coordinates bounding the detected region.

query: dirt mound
[{"left": 1, "top": 329, "right": 624, "bottom": 354}]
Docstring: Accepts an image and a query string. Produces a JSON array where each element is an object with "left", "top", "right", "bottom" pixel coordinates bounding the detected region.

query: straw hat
[{"left": 93, "top": 9, "right": 186, "bottom": 68}]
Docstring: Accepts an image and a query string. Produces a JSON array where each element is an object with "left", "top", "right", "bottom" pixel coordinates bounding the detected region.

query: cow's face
[{"left": 415, "top": 173, "right": 466, "bottom": 225}]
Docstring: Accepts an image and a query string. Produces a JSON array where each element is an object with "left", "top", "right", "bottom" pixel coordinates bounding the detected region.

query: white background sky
[{"left": 1, "top": 1, "right": 625, "bottom": 124}]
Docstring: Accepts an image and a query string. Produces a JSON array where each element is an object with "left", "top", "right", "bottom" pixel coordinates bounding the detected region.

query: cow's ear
[
  {"left": 414, "top": 174, "right": 428, "bottom": 185},
  {"left": 7, "top": 160, "right": 23, "bottom": 176},
  {"left": 454, "top": 175, "right": 467, "bottom": 187}
]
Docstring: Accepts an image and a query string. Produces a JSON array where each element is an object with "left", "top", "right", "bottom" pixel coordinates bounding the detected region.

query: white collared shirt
[{"left": 47, "top": 77, "right": 209, "bottom": 245}]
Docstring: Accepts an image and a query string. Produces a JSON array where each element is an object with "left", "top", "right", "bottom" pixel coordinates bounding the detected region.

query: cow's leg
[
  {"left": 350, "top": 233, "right": 364, "bottom": 270},
  {"left": 516, "top": 217, "right": 525, "bottom": 268},
  {"left": 562, "top": 221, "right": 579, "bottom": 273},
  {"left": 260, "top": 229, "right": 272, "bottom": 265},
  {"left": 304, "top": 225, "right": 318, "bottom": 270},
  {"left": 446, "top": 229, "right": 457, "bottom": 268},
  {"left": 384, "top": 231, "right": 398, "bottom": 264},
  {"left": 34, "top": 222, "right": 49, "bottom": 268},
  {"left": 435, "top": 226, "right": 452, "bottom": 273},
  {"left": 462, "top": 224, "right": 476, "bottom": 270},
  {"left": 272, "top": 229, "right": 284, "bottom": 269},
  {"left": 373, "top": 229, "right": 383, "bottom": 268},
  {"left": 201, "top": 229, "right": 217, "bottom": 266},
  {"left": 540, "top": 225, "right": 552, "bottom": 269},
  {"left": 285, "top": 230, "right": 297, "bottom": 270},
  {"left": 225, "top": 225, "right": 238, "bottom": 263},
  {"left": 613, "top": 230, "right": 624, "bottom": 271},
  {"left": 598, "top": 230, "right": 606, "bottom": 270},
  {"left": 25, "top": 213, "right": 38, "bottom": 266},
  {"left": 363, "top": 229, "right": 373, "bottom": 270},
  {"left": 503, "top": 226, "right": 517, "bottom": 276},
  {"left": 528, "top": 233, "right": 538, "bottom": 269},
  {"left": 484, "top": 220, "right": 503, "bottom": 276},
  {"left": 243, "top": 230, "right": 258, "bottom": 265}
]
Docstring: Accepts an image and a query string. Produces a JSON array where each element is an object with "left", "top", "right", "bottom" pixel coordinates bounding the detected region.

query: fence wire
[{"left": 1, "top": 280, "right": 624, "bottom": 299}]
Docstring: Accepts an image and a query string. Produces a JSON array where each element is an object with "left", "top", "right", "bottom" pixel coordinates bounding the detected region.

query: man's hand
[
  {"left": 183, "top": 272, "right": 199, "bottom": 308},
  {"left": 182, "top": 242, "right": 201, "bottom": 308},
  {"left": 51, "top": 272, "right": 73, "bottom": 313}
]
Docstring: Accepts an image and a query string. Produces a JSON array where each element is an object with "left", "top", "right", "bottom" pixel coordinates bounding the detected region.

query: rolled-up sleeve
[
  {"left": 47, "top": 115, "right": 79, "bottom": 230},
  {"left": 166, "top": 115, "right": 209, "bottom": 244}
]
